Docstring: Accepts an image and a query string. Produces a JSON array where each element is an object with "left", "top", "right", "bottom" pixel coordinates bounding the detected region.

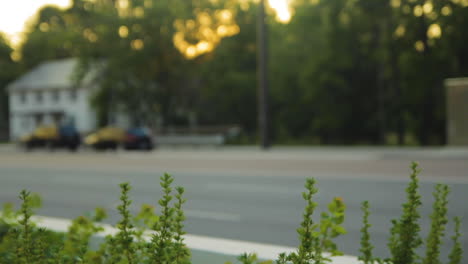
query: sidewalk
[
  {"left": 2, "top": 143, "right": 468, "bottom": 160},
  {"left": 0, "top": 143, "right": 16, "bottom": 153},
  {"left": 141, "top": 145, "right": 468, "bottom": 161}
]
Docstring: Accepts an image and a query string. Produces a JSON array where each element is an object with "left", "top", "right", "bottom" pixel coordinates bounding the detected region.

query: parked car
[
  {"left": 123, "top": 127, "right": 154, "bottom": 150},
  {"left": 84, "top": 126, "right": 154, "bottom": 151},
  {"left": 20, "top": 124, "right": 81, "bottom": 151},
  {"left": 84, "top": 126, "right": 125, "bottom": 150}
]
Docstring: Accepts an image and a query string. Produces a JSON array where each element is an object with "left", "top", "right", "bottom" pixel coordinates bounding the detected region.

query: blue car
[{"left": 123, "top": 127, "right": 154, "bottom": 151}]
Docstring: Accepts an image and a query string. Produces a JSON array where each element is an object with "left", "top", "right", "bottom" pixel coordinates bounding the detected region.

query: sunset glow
[
  {"left": 0, "top": 0, "right": 293, "bottom": 53},
  {"left": 0, "top": 0, "right": 72, "bottom": 47},
  {"left": 269, "top": 0, "right": 292, "bottom": 23}
]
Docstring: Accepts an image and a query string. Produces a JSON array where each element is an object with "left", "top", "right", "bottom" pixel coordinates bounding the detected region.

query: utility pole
[{"left": 258, "top": 0, "right": 270, "bottom": 149}]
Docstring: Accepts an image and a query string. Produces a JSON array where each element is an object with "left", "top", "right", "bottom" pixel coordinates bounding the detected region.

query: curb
[{"left": 31, "top": 215, "right": 361, "bottom": 264}]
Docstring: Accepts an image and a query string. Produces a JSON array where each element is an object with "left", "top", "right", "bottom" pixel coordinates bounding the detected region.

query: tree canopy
[
  {"left": 0, "top": 34, "right": 19, "bottom": 140},
  {"left": 5, "top": 0, "right": 468, "bottom": 145}
]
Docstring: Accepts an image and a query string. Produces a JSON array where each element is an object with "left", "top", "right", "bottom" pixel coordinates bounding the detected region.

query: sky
[
  {"left": 0, "top": 0, "right": 290, "bottom": 48},
  {"left": 0, "top": 0, "right": 72, "bottom": 46}
]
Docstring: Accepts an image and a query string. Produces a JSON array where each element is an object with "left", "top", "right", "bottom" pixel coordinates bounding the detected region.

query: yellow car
[
  {"left": 20, "top": 125, "right": 81, "bottom": 151},
  {"left": 84, "top": 126, "right": 125, "bottom": 150}
]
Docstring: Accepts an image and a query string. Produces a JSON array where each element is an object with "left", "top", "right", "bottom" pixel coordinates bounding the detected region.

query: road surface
[{"left": 0, "top": 147, "right": 467, "bottom": 261}]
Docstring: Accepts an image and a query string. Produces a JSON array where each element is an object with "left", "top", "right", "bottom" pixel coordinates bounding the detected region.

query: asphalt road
[{"left": 0, "top": 147, "right": 467, "bottom": 260}]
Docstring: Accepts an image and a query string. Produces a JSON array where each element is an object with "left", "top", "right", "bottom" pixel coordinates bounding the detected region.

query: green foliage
[
  {"left": 0, "top": 173, "right": 190, "bottom": 264},
  {"left": 359, "top": 201, "right": 374, "bottom": 264},
  {"left": 0, "top": 34, "right": 19, "bottom": 139},
  {"left": 149, "top": 173, "right": 177, "bottom": 263},
  {"left": 296, "top": 178, "right": 319, "bottom": 263},
  {"left": 279, "top": 179, "right": 347, "bottom": 264},
  {"left": 448, "top": 217, "right": 463, "bottom": 264},
  {"left": 360, "top": 162, "right": 464, "bottom": 264},
  {"left": 389, "top": 161, "right": 423, "bottom": 264},
  {"left": 173, "top": 186, "right": 190, "bottom": 264},
  {"left": 87, "top": 173, "right": 191, "bottom": 264},
  {"left": 423, "top": 184, "right": 449, "bottom": 264},
  {"left": 0, "top": 190, "right": 63, "bottom": 263},
  {"left": 236, "top": 253, "right": 272, "bottom": 264},
  {"left": 58, "top": 207, "right": 106, "bottom": 263},
  {"left": 117, "top": 182, "right": 137, "bottom": 264},
  {"left": 18, "top": 190, "right": 34, "bottom": 263},
  {"left": 13, "top": 190, "right": 44, "bottom": 263},
  {"left": 8, "top": 0, "right": 468, "bottom": 144}
]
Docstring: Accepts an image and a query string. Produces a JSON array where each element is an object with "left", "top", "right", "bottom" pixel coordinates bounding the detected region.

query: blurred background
[
  {"left": 1, "top": 0, "right": 467, "bottom": 147},
  {"left": 1, "top": 1, "right": 468, "bottom": 261}
]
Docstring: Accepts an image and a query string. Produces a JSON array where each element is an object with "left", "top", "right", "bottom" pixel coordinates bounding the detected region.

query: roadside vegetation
[{"left": 0, "top": 162, "right": 463, "bottom": 263}]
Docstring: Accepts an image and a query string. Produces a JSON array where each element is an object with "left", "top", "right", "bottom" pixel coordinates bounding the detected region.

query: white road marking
[
  {"left": 27, "top": 215, "right": 361, "bottom": 263},
  {"left": 109, "top": 202, "right": 241, "bottom": 222},
  {"left": 185, "top": 209, "right": 241, "bottom": 222},
  {"left": 205, "top": 182, "right": 300, "bottom": 195}
]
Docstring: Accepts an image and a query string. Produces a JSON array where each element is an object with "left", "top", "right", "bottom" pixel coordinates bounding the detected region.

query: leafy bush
[
  {"left": 0, "top": 163, "right": 464, "bottom": 264},
  {"left": 358, "top": 162, "right": 463, "bottom": 264}
]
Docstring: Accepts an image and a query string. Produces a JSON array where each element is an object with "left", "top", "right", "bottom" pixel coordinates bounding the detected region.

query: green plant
[
  {"left": 18, "top": 190, "right": 34, "bottom": 263},
  {"left": 359, "top": 162, "right": 464, "bottom": 264},
  {"left": 0, "top": 190, "right": 63, "bottom": 264},
  {"left": 448, "top": 217, "right": 463, "bottom": 264},
  {"left": 295, "top": 178, "right": 319, "bottom": 264},
  {"left": 173, "top": 186, "right": 190, "bottom": 264},
  {"left": 423, "top": 184, "right": 449, "bottom": 264},
  {"left": 359, "top": 201, "right": 374, "bottom": 264},
  {"left": 278, "top": 178, "right": 347, "bottom": 264},
  {"left": 388, "top": 161, "right": 423, "bottom": 264},
  {"left": 150, "top": 173, "right": 177, "bottom": 263},
  {"left": 235, "top": 252, "right": 272, "bottom": 264},
  {"left": 116, "top": 182, "right": 137, "bottom": 264},
  {"left": 59, "top": 208, "right": 106, "bottom": 263},
  {"left": 89, "top": 173, "right": 190, "bottom": 264}
]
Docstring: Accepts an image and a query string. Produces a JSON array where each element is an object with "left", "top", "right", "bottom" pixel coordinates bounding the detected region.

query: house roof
[{"left": 7, "top": 58, "right": 96, "bottom": 92}]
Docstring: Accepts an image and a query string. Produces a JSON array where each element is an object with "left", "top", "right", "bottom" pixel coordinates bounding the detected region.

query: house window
[
  {"left": 19, "top": 92, "right": 27, "bottom": 104},
  {"left": 34, "top": 114, "right": 44, "bottom": 126},
  {"left": 69, "top": 89, "right": 77, "bottom": 102},
  {"left": 22, "top": 117, "right": 29, "bottom": 129},
  {"left": 36, "top": 91, "right": 43, "bottom": 103},
  {"left": 52, "top": 90, "right": 60, "bottom": 102},
  {"left": 52, "top": 112, "right": 64, "bottom": 124}
]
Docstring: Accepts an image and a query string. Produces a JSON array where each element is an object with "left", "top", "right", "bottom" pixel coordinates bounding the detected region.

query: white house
[{"left": 7, "top": 58, "right": 99, "bottom": 140}]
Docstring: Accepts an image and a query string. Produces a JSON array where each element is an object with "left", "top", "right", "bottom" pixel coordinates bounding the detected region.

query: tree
[
  {"left": 0, "top": 34, "right": 19, "bottom": 140},
  {"left": 19, "top": 5, "right": 83, "bottom": 70},
  {"left": 73, "top": 0, "right": 244, "bottom": 128},
  {"left": 195, "top": 1, "right": 258, "bottom": 138},
  {"left": 389, "top": 0, "right": 468, "bottom": 145}
]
